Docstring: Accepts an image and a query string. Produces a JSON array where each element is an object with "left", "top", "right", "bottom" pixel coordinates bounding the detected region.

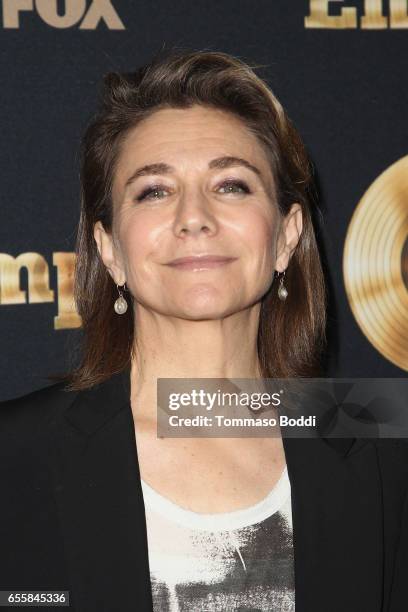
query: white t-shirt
[{"left": 140, "top": 466, "right": 295, "bottom": 611}]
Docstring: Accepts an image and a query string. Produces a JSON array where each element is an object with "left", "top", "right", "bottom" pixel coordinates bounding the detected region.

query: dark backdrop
[{"left": 1, "top": 0, "right": 407, "bottom": 401}]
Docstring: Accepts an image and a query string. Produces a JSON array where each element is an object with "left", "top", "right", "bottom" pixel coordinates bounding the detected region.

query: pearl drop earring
[
  {"left": 277, "top": 271, "right": 288, "bottom": 301},
  {"left": 114, "top": 283, "right": 128, "bottom": 314}
]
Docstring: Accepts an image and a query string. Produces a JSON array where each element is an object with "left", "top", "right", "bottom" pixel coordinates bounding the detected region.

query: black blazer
[{"left": 1, "top": 368, "right": 408, "bottom": 612}]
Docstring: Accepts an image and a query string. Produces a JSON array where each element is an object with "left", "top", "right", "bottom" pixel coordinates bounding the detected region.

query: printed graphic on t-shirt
[{"left": 141, "top": 467, "right": 295, "bottom": 611}]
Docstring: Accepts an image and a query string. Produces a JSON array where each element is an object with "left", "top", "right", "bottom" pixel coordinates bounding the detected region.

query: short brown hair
[{"left": 59, "top": 47, "right": 327, "bottom": 391}]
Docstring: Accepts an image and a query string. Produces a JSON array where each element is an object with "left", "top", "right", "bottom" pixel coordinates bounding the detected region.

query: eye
[
  {"left": 135, "top": 184, "right": 170, "bottom": 202},
  {"left": 217, "top": 179, "right": 251, "bottom": 195},
  {"left": 135, "top": 179, "right": 251, "bottom": 203}
]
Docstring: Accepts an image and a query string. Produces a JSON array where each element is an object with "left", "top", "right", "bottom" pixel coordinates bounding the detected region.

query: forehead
[
  {"left": 122, "top": 104, "right": 259, "bottom": 146},
  {"left": 112, "top": 105, "right": 272, "bottom": 192}
]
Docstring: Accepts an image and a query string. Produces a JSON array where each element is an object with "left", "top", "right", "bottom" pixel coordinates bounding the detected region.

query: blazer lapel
[
  {"left": 282, "top": 432, "right": 383, "bottom": 612},
  {"left": 51, "top": 366, "right": 153, "bottom": 612},
  {"left": 51, "top": 367, "right": 384, "bottom": 612}
]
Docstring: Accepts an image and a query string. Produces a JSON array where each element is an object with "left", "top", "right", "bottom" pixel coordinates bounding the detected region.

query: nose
[{"left": 173, "top": 187, "right": 217, "bottom": 237}]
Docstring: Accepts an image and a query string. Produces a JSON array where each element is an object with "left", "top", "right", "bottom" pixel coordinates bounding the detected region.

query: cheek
[
  {"left": 240, "top": 211, "right": 276, "bottom": 266},
  {"left": 118, "top": 220, "right": 156, "bottom": 281}
]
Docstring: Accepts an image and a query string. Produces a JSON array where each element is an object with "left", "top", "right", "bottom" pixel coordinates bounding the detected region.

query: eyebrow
[{"left": 124, "top": 156, "right": 262, "bottom": 188}]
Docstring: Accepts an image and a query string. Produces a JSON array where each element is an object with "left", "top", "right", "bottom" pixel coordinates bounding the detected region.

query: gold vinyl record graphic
[{"left": 343, "top": 155, "right": 408, "bottom": 371}]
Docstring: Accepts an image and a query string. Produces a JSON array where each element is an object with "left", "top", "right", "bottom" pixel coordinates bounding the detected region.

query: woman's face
[{"left": 94, "top": 104, "right": 302, "bottom": 320}]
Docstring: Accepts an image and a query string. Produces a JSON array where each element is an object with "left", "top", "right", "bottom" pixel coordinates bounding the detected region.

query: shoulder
[
  {"left": 345, "top": 437, "right": 408, "bottom": 513},
  {"left": 0, "top": 380, "right": 78, "bottom": 424},
  {"left": 371, "top": 438, "right": 408, "bottom": 472},
  {"left": 355, "top": 438, "right": 408, "bottom": 486},
  {"left": 0, "top": 381, "right": 79, "bottom": 458},
  {"left": 369, "top": 438, "right": 408, "bottom": 517}
]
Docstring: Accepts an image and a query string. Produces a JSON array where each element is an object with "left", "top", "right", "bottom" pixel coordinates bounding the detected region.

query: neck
[{"left": 129, "top": 303, "right": 262, "bottom": 418}]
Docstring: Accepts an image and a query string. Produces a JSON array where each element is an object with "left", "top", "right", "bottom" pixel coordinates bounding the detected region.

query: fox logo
[{"left": 2, "top": 0, "right": 125, "bottom": 30}]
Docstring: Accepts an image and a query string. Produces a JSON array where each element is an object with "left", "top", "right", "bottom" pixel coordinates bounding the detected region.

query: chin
[{"left": 174, "top": 300, "right": 238, "bottom": 320}]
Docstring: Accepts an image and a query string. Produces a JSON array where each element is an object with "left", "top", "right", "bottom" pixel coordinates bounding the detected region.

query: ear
[
  {"left": 275, "top": 203, "right": 303, "bottom": 273},
  {"left": 93, "top": 221, "right": 126, "bottom": 285}
]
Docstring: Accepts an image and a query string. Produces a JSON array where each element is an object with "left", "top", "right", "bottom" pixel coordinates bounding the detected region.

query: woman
[{"left": 1, "top": 48, "right": 407, "bottom": 612}]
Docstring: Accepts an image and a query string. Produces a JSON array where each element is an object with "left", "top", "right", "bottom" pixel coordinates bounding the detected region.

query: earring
[
  {"left": 277, "top": 271, "right": 288, "bottom": 301},
  {"left": 114, "top": 283, "right": 128, "bottom": 315}
]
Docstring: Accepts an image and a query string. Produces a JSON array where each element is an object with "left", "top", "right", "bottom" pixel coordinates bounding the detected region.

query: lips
[
  {"left": 167, "top": 255, "right": 237, "bottom": 265},
  {"left": 166, "top": 255, "right": 238, "bottom": 271}
]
